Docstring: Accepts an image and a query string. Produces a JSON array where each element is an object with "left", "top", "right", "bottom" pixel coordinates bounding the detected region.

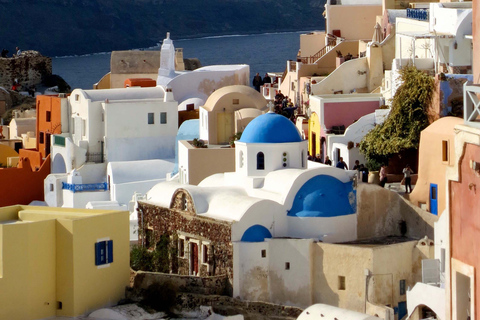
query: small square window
[
  {"left": 338, "top": 276, "right": 346, "bottom": 290},
  {"left": 285, "top": 262, "right": 290, "bottom": 270},
  {"left": 160, "top": 112, "right": 167, "bottom": 124},
  {"left": 233, "top": 99, "right": 239, "bottom": 105},
  {"left": 442, "top": 140, "right": 448, "bottom": 162},
  {"left": 400, "top": 279, "right": 406, "bottom": 295},
  {"left": 46, "top": 111, "right": 51, "bottom": 122},
  {"left": 186, "top": 103, "right": 195, "bottom": 111},
  {"left": 147, "top": 113, "right": 154, "bottom": 124},
  {"left": 75, "top": 94, "right": 79, "bottom": 101},
  {"left": 261, "top": 249, "right": 266, "bottom": 258},
  {"left": 95, "top": 240, "right": 113, "bottom": 266}
]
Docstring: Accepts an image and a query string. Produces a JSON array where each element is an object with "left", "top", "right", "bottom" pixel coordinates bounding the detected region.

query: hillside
[{"left": 0, "top": 0, "right": 326, "bottom": 57}]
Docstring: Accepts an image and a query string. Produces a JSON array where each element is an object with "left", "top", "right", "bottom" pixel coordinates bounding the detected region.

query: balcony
[{"left": 464, "top": 83, "right": 480, "bottom": 128}]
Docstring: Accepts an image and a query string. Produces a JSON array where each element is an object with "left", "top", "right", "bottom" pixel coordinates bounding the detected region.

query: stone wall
[
  {"left": 0, "top": 51, "right": 52, "bottom": 89},
  {"left": 137, "top": 198, "right": 233, "bottom": 282},
  {"left": 131, "top": 270, "right": 229, "bottom": 296}
]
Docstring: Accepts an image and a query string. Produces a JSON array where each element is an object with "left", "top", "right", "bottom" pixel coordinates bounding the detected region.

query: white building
[{"left": 45, "top": 86, "right": 178, "bottom": 208}]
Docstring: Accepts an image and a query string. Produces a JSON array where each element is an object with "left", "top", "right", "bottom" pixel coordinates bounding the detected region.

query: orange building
[
  {"left": 36, "top": 94, "right": 68, "bottom": 159},
  {"left": 0, "top": 94, "right": 67, "bottom": 207}
]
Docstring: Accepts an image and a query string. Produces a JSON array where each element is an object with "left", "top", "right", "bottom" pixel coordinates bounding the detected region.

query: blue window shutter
[
  {"left": 95, "top": 241, "right": 106, "bottom": 266},
  {"left": 107, "top": 240, "right": 113, "bottom": 264}
]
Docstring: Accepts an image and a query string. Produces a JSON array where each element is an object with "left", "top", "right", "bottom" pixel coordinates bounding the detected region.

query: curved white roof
[
  {"left": 107, "top": 159, "right": 175, "bottom": 184},
  {"left": 146, "top": 181, "right": 269, "bottom": 222},
  {"left": 72, "top": 86, "right": 166, "bottom": 102}
]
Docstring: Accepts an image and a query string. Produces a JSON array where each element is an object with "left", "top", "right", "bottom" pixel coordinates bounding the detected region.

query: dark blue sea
[{"left": 52, "top": 31, "right": 312, "bottom": 90}]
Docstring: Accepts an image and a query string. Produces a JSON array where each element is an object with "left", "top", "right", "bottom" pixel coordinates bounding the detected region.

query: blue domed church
[{"left": 140, "top": 110, "right": 358, "bottom": 307}]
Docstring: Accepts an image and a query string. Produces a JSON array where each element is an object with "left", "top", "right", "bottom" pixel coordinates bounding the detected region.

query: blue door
[
  {"left": 430, "top": 183, "right": 438, "bottom": 215},
  {"left": 398, "top": 301, "right": 407, "bottom": 320}
]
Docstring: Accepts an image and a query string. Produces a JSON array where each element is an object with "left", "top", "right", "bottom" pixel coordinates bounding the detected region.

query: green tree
[{"left": 360, "top": 66, "right": 435, "bottom": 166}]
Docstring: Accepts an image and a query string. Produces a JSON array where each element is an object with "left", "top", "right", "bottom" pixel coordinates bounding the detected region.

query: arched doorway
[{"left": 52, "top": 154, "right": 67, "bottom": 174}]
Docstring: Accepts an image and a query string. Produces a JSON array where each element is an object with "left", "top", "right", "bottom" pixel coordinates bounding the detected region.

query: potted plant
[{"left": 229, "top": 132, "right": 242, "bottom": 148}]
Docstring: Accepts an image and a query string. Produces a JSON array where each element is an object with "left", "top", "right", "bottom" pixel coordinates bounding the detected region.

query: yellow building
[{"left": 0, "top": 205, "right": 130, "bottom": 320}]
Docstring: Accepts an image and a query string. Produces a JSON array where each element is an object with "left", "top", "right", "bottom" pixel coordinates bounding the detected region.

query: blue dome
[
  {"left": 288, "top": 175, "right": 356, "bottom": 218},
  {"left": 241, "top": 225, "right": 273, "bottom": 242},
  {"left": 239, "top": 112, "right": 302, "bottom": 143}
]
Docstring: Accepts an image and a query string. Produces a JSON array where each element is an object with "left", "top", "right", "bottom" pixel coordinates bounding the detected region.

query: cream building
[{"left": 0, "top": 205, "right": 130, "bottom": 320}]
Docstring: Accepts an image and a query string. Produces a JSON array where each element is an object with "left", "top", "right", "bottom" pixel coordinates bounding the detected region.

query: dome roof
[{"left": 239, "top": 112, "right": 302, "bottom": 143}]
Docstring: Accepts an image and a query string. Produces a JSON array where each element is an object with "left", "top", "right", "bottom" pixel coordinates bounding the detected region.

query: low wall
[
  {"left": 356, "top": 183, "right": 437, "bottom": 240},
  {"left": 176, "top": 293, "right": 303, "bottom": 320},
  {"left": 131, "top": 270, "right": 230, "bottom": 296}
]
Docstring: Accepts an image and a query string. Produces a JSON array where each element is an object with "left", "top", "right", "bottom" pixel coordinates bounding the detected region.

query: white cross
[{"left": 267, "top": 101, "right": 275, "bottom": 113}]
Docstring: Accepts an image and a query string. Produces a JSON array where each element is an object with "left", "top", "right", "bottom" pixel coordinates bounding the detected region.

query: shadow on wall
[{"left": 356, "top": 183, "right": 437, "bottom": 240}]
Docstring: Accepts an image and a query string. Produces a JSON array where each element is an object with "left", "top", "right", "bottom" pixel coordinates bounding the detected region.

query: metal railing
[
  {"left": 62, "top": 182, "right": 108, "bottom": 193},
  {"left": 407, "top": 8, "right": 429, "bottom": 21}
]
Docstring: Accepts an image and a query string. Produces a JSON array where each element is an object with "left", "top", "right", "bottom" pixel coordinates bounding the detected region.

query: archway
[{"left": 52, "top": 153, "right": 67, "bottom": 174}]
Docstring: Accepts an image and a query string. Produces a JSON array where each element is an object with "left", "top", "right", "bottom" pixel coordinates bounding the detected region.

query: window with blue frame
[{"left": 95, "top": 240, "right": 113, "bottom": 266}]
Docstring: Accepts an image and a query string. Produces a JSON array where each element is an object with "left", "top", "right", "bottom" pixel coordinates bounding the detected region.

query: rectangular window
[
  {"left": 400, "top": 279, "right": 406, "bottom": 295},
  {"left": 39, "top": 132, "right": 45, "bottom": 144},
  {"left": 46, "top": 111, "right": 51, "bottom": 122},
  {"left": 186, "top": 103, "right": 194, "bottom": 111},
  {"left": 285, "top": 262, "right": 290, "bottom": 270},
  {"left": 148, "top": 113, "right": 154, "bottom": 124},
  {"left": 442, "top": 140, "right": 448, "bottom": 162},
  {"left": 49, "top": 183, "right": 54, "bottom": 192},
  {"left": 160, "top": 112, "right": 167, "bottom": 124},
  {"left": 95, "top": 240, "right": 113, "bottom": 266},
  {"left": 178, "top": 239, "right": 185, "bottom": 257},
  {"left": 338, "top": 276, "right": 346, "bottom": 290},
  {"left": 75, "top": 94, "right": 79, "bottom": 101},
  {"left": 233, "top": 99, "right": 239, "bottom": 105},
  {"left": 261, "top": 249, "right": 266, "bottom": 258}
]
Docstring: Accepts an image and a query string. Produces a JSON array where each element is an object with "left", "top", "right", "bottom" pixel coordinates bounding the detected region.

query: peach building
[{"left": 408, "top": 117, "right": 463, "bottom": 216}]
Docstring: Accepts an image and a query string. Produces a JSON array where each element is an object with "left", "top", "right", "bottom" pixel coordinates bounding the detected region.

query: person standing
[
  {"left": 379, "top": 164, "right": 387, "bottom": 188},
  {"left": 252, "top": 73, "right": 263, "bottom": 92},
  {"left": 403, "top": 164, "right": 414, "bottom": 193},
  {"left": 263, "top": 73, "right": 271, "bottom": 84},
  {"left": 353, "top": 160, "right": 360, "bottom": 170},
  {"left": 336, "top": 157, "right": 348, "bottom": 170},
  {"left": 324, "top": 156, "right": 332, "bottom": 166},
  {"left": 15, "top": 46, "right": 21, "bottom": 56}
]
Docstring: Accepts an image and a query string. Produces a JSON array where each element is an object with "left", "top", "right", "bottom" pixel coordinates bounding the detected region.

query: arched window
[{"left": 257, "top": 152, "right": 265, "bottom": 170}]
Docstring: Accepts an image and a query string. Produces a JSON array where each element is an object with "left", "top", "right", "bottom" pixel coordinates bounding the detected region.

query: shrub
[{"left": 130, "top": 245, "right": 154, "bottom": 271}]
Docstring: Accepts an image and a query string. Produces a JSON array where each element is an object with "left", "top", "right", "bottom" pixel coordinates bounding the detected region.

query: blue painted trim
[{"left": 241, "top": 225, "right": 272, "bottom": 242}]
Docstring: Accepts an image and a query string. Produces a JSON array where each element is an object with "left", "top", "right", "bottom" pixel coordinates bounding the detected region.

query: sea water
[{"left": 52, "top": 31, "right": 312, "bottom": 90}]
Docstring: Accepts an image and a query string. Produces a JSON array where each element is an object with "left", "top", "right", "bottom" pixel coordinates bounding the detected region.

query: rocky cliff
[{"left": 0, "top": 0, "right": 326, "bottom": 57}]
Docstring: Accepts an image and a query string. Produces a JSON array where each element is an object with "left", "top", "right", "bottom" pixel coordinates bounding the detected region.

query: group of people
[
  {"left": 379, "top": 163, "right": 414, "bottom": 193},
  {"left": 1, "top": 47, "right": 22, "bottom": 58},
  {"left": 306, "top": 155, "right": 414, "bottom": 191},
  {"left": 252, "top": 72, "right": 271, "bottom": 92}
]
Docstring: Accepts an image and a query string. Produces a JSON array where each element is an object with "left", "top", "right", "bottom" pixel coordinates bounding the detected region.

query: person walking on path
[
  {"left": 379, "top": 164, "right": 387, "bottom": 188},
  {"left": 403, "top": 164, "right": 414, "bottom": 193}
]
